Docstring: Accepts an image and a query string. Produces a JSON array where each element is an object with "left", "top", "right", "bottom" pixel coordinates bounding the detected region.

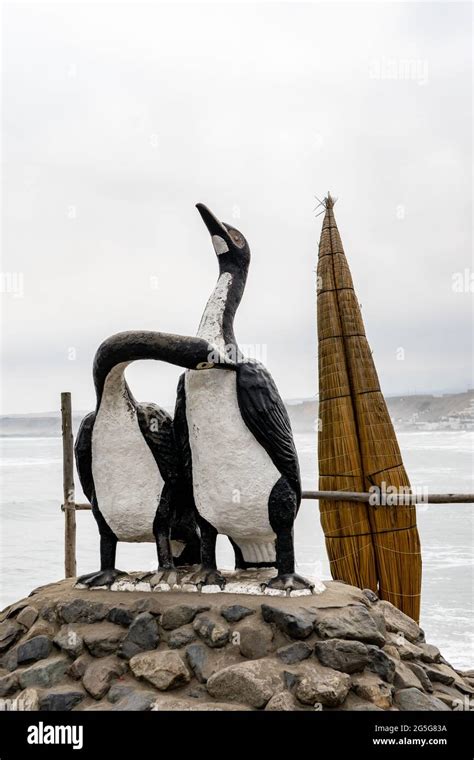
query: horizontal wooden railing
[
  {"left": 301, "top": 491, "right": 474, "bottom": 504},
  {"left": 63, "top": 491, "right": 474, "bottom": 512}
]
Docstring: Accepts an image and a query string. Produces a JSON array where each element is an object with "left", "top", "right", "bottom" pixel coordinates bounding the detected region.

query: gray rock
[
  {"left": 407, "top": 662, "right": 433, "bottom": 693},
  {"left": 261, "top": 604, "right": 314, "bottom": 640},
  {"left": 431, "top": 682, "right": 472, "bottom": 709},
  {"left": 57, "top": 599, "right": 108, "bottom": 624},
  {"left": 18, "top": 655, "right": 69, "bottom": 689},
  {"left": 0, "top": 672, "right": 19, "bottom": 697},
  {"left": 39, "top": 686, "right": 86, "bottom": 711},
  {"left": 220, "top": 605, "right": 255, "bottom": 623},
  {"left": 351, "top": 672, "right": 394, "bottom": 709},
  {"left": 168, "top": 626, "right": 196, "bottom": 649},
  {"left": 265, "top": 691, "right": 300, "bottom": 711},
  {"left": 82, "top": 656, "right": 127, "bottom": 699},
  {"left": 394, "top": 661, "right": 424, "bottom": 690},
  {"left": 54, "top": 626, "right": 84, "bottom": 657},
  {"left": 107, "top": 606, "right": 135, "bottom": 627},
  {"left": 0, "top": 647, "right": 19, "bottom": 672},
  {"left": 107, "top": 682, "right": 135, "bottom": 703},
  {"left": 418, "top": 643, "right": 441, "bottom": 663},
  {"left": 314, "top": 639, "right": 369, "bottom": 674},
  {"left": 193, "top": 615, "right": 229, "bottom": 648},
  {"left": 422, "top": 663, "right": 474, "bottom": 693},
  {"left": 367, "top": 645, "right": 396, "bottom": 683},
  {"left": 283, "top": 671, "right": 300, "bottom": 691},
  {"left": 41, "top": 604, "right": 59, "bottom": 624},
  {"left": 83, "top": 623, "right": 125, "bottom": 657},
  {"left": 395, "top": 687, "right": 450, "bottom": 711},
  {"left": 16, "top": 635, "right": 52, "bottom": 665},
  {"left": 377, "top": 601, "right": 423, "bottom": 643},
  {"left": 383, "top": 645, "right": 400, "bottom": 661},
  {"left": 363, "top": 589, "right": 379, "bottom": 603},
  {"left": 112, "top": 691, "right": 157, "bottom": 711},
  {"left": 421, "top": 663, "right": 456, "bottom": 686},
  {"left": 452, "top": 679, "right": 474, "bottom": 696},
  {"left": 313, "top": 605, "right": 385, "bottom": 647},
  {"left": 0, "top": 621, "right": 22, "bottom": 652},
  {"left": 130, "top": 650, "right": 190, "bottom": 691},
  {"left": 161, "top": 604, "right": 209, "bottom": 631},
  {"left": 206, "top": 660, "right": 282, "bottom": 708},
  {"left": 370, "top": 608, "right": 388, "bottom": 638},
  {"left": 294, "top": 665, "right": 351, "bottom": 707},
  {"left": 119, "top": 613, "right": 159, "bottom": 659},
  {"left": 186, "top": 685, "right": 208, "bottom": 699},
  {"left": 432, "top": 692, "right": 466, "bottom": 710},
  {"left": 0, "top": 600, "right": 30, "bottom": 622},
  {"left": 23, "top": 620, "right": 56, "bottom": 642},
  {"left": 67, "top": 653, "right": 93, "bottom": 681},
  {"left": 152, "top": 696, "right": 251, "bottom": 711},
  {"left": 339, "top": 693, "right": 383, "bottom": 711},
  {"left": 16, "top": 606, "right": 39, "bottom": 630},
  {"left": 386, "top": 632, "right": 423, "bottom": 660},
  {"left": 132, "top": 597, "right": 163, "bottom": 617},
  {"left": 276, "top": 642, "right": 313, "bottom": 665},
  {"left": 185, "top": 643, "right": 209, "bottom": 683},
  {"left": 239, "top": 624, "right": 273, "bottom": 660}
]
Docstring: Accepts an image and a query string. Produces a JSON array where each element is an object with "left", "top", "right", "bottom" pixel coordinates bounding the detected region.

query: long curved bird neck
[
  {"left": 197, "top": 268, "right": 246, "bottom": 355},
  {"left": 92, "top": 332, "right": 171, "bottom": 410},
  {"left": 97, "top": 362, "right": 136, "bottom": 414},
  {"left": 92, "top": 331, "right": 228, "bottom": 407}
]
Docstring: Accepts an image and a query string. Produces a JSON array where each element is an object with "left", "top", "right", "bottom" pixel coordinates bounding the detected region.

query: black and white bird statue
[
  {"left": 75, "top": 330, "right": 233, "bottom": 587},
  {"left": 174, "top": 205, "right": 314, "bottom": 594}
]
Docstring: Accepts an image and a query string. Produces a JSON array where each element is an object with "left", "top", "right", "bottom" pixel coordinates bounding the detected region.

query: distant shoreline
[
  {"left": 1, "top": 390, "right": 473, "bottom": 436},
  {"left": 285, "top": 390, "right": 474, "bottom": 433}
]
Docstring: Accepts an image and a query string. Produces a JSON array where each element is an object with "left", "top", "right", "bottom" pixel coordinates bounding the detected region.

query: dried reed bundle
[{"left": 317, "top": 194, "right": 422, "bottom": 621}]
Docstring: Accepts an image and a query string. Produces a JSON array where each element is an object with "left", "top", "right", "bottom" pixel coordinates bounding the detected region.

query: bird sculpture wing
[
  {"left": 136, "top": 403, "right": 180, "bottom": 486},
  {"left": 74, "top": 411, "right": 96, "bottom": 504},
  {"left": 173, "top": 374, "right": 194, "bottom": 491},
  {"left": 236, "top": 360, "right": 302, "bottom": 504}
]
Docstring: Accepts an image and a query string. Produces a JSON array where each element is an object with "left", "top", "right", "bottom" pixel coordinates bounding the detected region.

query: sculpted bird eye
[{"left": 231, "top": 231, "right": 244, "bottom": 248}]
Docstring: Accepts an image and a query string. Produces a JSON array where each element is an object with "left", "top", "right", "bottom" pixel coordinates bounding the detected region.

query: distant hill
[
  {"left": 1, "top": 390, "right": 473, "bottom": 437},
  {"left": 385, "top": 391, "right": 474, "bottom": 430},
  {"left": 286, "top": 391, "right": 474, "bottom": 433}
]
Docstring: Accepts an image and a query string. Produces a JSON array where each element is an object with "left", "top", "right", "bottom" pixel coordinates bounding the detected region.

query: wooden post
[{"left": 61, "top": 392, "right": 77, "bottom": 578}]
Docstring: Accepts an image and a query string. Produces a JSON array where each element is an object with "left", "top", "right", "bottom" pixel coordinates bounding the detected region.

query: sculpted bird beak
[
  {"left": 196, "top": 203, "right": 227, "bottom": 236},
  {"left": 196, "top": 203, "right": 230, "bottom": 255}
]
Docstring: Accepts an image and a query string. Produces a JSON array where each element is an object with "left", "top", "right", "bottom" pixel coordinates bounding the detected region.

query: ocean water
[{"left": 0, "top": 431, "right": 473, "bottom": 669}]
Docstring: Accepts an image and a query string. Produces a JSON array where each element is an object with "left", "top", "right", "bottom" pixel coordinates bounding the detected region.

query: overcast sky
[{"left": 1, "top": 1, "right": 472, "bottom": 415}]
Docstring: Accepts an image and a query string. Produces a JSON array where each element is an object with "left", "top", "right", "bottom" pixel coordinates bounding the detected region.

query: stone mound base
[{"left": 0, "top": 579, "right": 472, "bottom": 712}]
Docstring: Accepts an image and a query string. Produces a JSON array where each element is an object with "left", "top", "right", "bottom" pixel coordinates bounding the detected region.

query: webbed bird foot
[
  {"left": 76, "top": 568, "right": 125, "bottom": 588},
  {"left": 261, "top": 573, "right": 315, "bottom": 596},
  {"left": 150, "top": 567, "right": 180, "bottom": 587},
  {"left": 190, "top": 566, "right": 227, "bottom": 591}
]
